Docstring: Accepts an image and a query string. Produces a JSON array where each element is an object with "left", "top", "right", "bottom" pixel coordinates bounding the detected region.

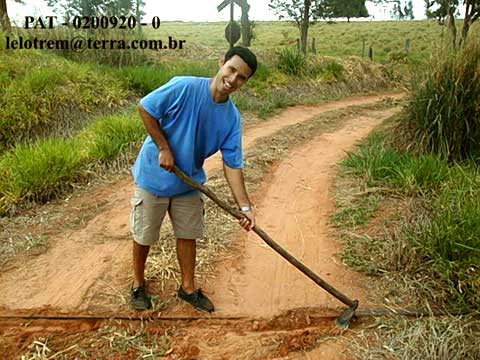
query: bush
[
  {"left": 276, "top": 47, "right": 306, "bottom": 75},
  {"left": 307, "top": 56, "right": 345, "bottom": 82},
  {"left": 405, "top": 39, "right": 480, "bottom": 161}
]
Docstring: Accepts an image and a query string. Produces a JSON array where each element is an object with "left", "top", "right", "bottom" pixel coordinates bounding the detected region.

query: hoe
[{"left": 173, "top": 165, "right": 359, "bottom": 328}]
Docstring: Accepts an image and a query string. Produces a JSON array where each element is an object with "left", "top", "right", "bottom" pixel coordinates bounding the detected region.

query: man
[{"left": 130, "top": 46, "right": 257, "bottom": 312}]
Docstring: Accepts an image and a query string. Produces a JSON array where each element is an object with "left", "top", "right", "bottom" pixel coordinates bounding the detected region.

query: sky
[{"left": 7, "top": 0, "right": 428, "bottom": 24}]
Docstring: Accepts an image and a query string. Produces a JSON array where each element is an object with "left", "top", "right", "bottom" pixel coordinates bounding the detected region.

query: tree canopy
[
  {"left": 269, "top": 0, "right": 329, "bottom": 54},
  {"left": 324, "top": 0, "right": 369, "bottom": 22},
  {"left": 45, "top": 0, "right": 143, "bottom": 19},
  {"left": 0, "top": 0, "right": 23, "bottom": 32},
  {"left": 425, "top": 0, "right": 480, "bottom": 48}
]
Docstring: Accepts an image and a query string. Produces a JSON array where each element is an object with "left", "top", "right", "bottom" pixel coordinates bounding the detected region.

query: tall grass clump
[
  {"left": 81, "top": 113, "right": 145, "bottom": 162},
  {"left": 407, "top": 163, "right": 480, "bottom": 308},
  {"left": 114, "top": 60, "right": 216, "bottom": 95},
  {"left": 0, "top": 139, "right": 85, "bottom": 214},
  {"left": 405, "top": 39, "right": 480, "bottom": 161},
  {"left": 276, "top": 47, "right": 306, "bottom": 75},
  {"left": 0, "top": 111, "right": 146, "bottom": 214},
  {"left": 340, "top": 129, "right": 480, "bottom": 309},
  {"left": 0, "top": 50, "right": 129, "bottom": 150}
]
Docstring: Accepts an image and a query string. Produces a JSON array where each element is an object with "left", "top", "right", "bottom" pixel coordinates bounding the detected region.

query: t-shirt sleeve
[
  {"left": 139, "top": 77, "right": 186, "bottom": 121},
  {"left": 220, "top": 114, "right": 244, "bottom": 169}
]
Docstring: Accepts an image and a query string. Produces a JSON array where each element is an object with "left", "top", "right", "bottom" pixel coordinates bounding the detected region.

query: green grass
[
  {"left": 112, "top": 60, "right": 217, "bottom": 95},
  {"left": 0, "top": 138, "right": 85, "bottom": 210},
  {"left": 404, "top": 38, "right": 480, "bottom": 161},
  {"left": 276, "top": 46, "right": 306, "bottom": 75},
  {"left": 80, "top": 113, "right": 146, "bottom": 162},
  {"left": 351, "top": 315, "right": 480, "bottom": 360},
  {"left": 330, "top": 190, "right": 382, "bottom": 228},
  {"left": 0, "top": 109, "right": 146, "bottom": 215},
  {"left": 335, "top": 125, "right": 480, "bottom": 309},
  {"left": 0, "top": 49, "right": 130, "bottom": 151},
  {"left": 154, "top": 20, "right": 479, "bottom": 63}
]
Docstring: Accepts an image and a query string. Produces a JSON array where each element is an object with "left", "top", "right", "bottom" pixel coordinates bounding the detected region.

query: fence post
[
  {"left": 312, "top": 37, "right": 316, "bottom": 54},
  {"left": 296, "top": 38, "right": 300, "bottom": 52},
  {"left": 404, "top": 38, "right": 411, "bottom": 53},
  {"left": 369, "top": 46, "right": 373, "bottom": 60}
]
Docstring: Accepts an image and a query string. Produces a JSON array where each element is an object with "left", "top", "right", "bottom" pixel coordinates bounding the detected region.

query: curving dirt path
[
  {"left": 0, "top": 93, "right": 401, "bottom": 312},
  {"left": 210, "top": 109, "right": 397, "bottom": 318}
]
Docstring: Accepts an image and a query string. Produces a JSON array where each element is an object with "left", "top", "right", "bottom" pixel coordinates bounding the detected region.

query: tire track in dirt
[
  {"left": 209, "top": 108, "right": 398, "bottom": 318},
  {"left": 0, "top": 93, "right": 402, "bottom": 312}
]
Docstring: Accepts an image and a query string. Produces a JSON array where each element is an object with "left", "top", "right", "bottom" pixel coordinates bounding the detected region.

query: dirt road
[
  {"left": 210, "top": 109, "right": 397, "bottom": 318},
  {"left": 1, "top": 94, "right": 402, "bottom": 358}
]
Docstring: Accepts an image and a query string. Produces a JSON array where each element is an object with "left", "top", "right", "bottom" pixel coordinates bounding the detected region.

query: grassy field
[
  {"left": 155, "top": 20, "right": 477, "bottom": 63},
  {"left": 328, "top": 37, "right": 480, "bottom": 357},
  {"left": 1, "top": 19, "right": 422, "bottom": 215}
]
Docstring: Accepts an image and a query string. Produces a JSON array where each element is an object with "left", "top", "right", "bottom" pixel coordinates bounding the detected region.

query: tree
[
  {"left": 0, "top": 0, "right": 23, "bottom": 32},
  {"left": 373, "top": 0, "right": 414, "bottom": 19},
  {"left": 269, "top": 0, "right": 328, "bottom": 54},
  {"left": 425, "top": 0, "right": 480, "bottom": 49},
  {"left": 46, "top": 0, "right": 138, "bottom": 20},
  {"left": 324, "top": 0, "right": 369, "bottom": 22},
  {"left": 134, "top": 0, "right": 145, "bottom": 38}
]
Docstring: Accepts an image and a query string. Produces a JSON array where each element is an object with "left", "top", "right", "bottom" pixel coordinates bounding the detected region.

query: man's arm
[
  {"left": 223, "top": 162, "right": 255, "bottom": 231},
  {"left": 138, "top": 104, "right": 175, "bottom": 172}
]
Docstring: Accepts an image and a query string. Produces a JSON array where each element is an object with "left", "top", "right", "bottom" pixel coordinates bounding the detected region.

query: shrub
[
  {"left": 0, "top": 138, "right": 85, "bottom": 213},
  {"left": 307, "top": 56, "right": 345, "bottom": 82},
  {"left": 276, "top": 47, "right": 306, "bottom": 75},
  {"left": 81, "top": 113, "right": 146, "bottom": 162},
  {"left": 405, "top": 39, "right": 480, "bottom": 161}
]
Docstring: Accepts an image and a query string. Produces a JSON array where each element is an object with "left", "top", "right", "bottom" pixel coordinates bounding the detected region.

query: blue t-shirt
[{"left": 132, "top": 76, "right": 243, "bottom": 197}]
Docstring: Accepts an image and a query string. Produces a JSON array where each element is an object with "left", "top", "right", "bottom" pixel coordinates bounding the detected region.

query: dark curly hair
[{"left": 224, "top": 46, "right": 257, "bottom": 78}]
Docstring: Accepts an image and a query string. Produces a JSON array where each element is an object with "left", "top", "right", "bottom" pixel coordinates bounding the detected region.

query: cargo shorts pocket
[{"left": 130, "top": 197, "right": 144, "bottom": 240}]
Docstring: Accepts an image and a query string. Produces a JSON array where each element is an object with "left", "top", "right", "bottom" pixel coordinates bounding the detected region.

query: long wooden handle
[{"left": 173, "top": 165, "right": 357, "bottom": 308}]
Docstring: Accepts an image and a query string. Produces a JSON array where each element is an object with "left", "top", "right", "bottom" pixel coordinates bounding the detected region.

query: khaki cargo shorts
[{"left": 130, "top": 185, "right": 204, "bottom": 246}]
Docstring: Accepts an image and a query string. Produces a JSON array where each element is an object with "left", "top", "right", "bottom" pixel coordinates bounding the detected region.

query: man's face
[{"left": 214, "top": 55, "right": 252, "bottom": 97}]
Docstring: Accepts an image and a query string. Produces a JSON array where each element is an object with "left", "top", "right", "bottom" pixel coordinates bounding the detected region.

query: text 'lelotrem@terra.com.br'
[{"left": 4, "top": 15, "right": 187, "bottom": 52}]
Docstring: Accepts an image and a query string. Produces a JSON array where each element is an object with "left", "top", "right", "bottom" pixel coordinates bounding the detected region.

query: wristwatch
[{"left": 240, "top": 205, "right": 252, "bottom": 212}]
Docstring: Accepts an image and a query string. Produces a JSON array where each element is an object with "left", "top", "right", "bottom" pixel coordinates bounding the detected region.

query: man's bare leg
[
  {"left": 133, "top": 241, "right": 150, "bottom": 288},
  {"left": 176, "top": 238, "right": 196, "bottom": 293}
]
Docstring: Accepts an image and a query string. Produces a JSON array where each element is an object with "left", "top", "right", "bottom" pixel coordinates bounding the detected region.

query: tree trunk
[
  {"left": 447, "top": 6, "right": 457, "bottom": 50},
  {"left": 459, "top": 0, "right": 480, "bottom": 48},
  {"left": 460, "top": 20, "right": 471, "bottom": 48},
  {"left": 300, "top": 0, "right": 311, "bottom": 55},
  {"left": 0, "top": 0, "right": 11, "bottom": 32},
  {"left": 135, "top": 0, "right": 143, "bottom": 39}
]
